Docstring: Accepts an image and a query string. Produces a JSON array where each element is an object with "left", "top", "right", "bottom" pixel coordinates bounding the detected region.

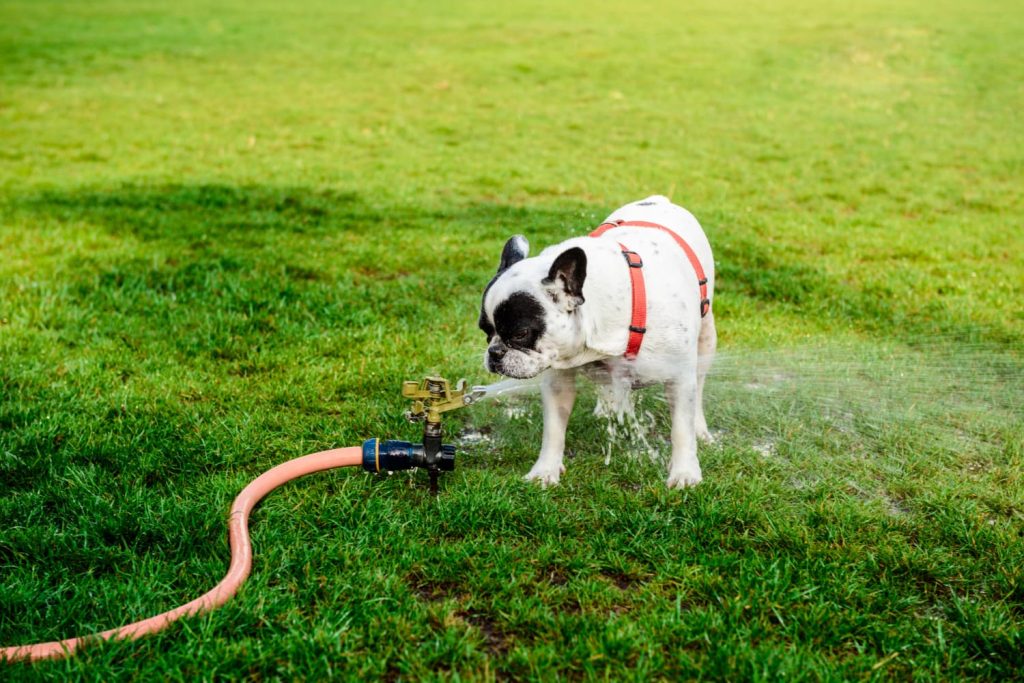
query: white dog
[{"left": 478, "top": 196, "right": 716, "bottom": 489}]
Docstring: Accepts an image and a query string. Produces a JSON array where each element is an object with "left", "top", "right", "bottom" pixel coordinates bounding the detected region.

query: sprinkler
[
  {"left": 1, "top": 375, "right": 488, "bottom": 663},
  {"left": 362, "top": 376, "right": 486, "bottom": 494}
]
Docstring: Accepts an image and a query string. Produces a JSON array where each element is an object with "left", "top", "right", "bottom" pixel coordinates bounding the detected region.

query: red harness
[{"left": 589, "top": 219, "right": 710, "bottom": 359}]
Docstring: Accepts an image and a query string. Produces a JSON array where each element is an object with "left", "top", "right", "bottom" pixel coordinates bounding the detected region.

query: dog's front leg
[
  {"left": 664, "top": 375, "right": 703, "bottom": 489},
  {"left": 524, "top": 368, "right": 577, "bottom": 487}
]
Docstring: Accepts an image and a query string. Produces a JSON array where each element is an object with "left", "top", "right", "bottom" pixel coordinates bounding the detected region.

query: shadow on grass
[
  {"left": 15, "top": 184, "right": 368, "bottom": 242},
  {"left": 9, "top": 183, "right": 565, "bottom": 244},
  {"left": 6, "top": 182, "right": 1020, "bottom": 349}
]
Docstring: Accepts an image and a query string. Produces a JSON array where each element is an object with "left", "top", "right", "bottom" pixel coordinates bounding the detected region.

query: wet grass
[{"left": 2, "top": 0, "right": 1023, "bottom": 680}]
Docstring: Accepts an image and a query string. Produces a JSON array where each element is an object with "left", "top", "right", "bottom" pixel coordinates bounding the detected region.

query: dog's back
[
  {"left": 601, "top": 195, "right": 714, "bottom": 293},
  {"left": 597, "top": 196, "right": 715, "bottom": 329}
]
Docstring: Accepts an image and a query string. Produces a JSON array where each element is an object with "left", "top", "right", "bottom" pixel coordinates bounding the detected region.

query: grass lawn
[{"left": 1, "top": 0, "right": 1022, "bottom": 679}]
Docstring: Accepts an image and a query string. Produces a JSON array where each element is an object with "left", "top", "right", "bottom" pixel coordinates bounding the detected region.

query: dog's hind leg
[
  {"left": 525, "top": 368, "right": 577, "bottom": 487},
  {"left": 695, "top": 312, "right": 717, "bottom": 442},
  {"left": 665, "top": 366, "right": 703, "bottom": 489}
]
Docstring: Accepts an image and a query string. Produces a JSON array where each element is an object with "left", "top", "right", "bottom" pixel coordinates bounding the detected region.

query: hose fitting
[{"left": 361, "top": 439, "right": 455, "bottom": 474}]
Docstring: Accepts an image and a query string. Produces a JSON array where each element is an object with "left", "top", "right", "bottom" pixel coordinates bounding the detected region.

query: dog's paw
[
  {"left": 524, "top": 464, "right": 565, "bottom": 488},
  {"left": 666, "top": 466, "right": 703, "bottom": 489}
]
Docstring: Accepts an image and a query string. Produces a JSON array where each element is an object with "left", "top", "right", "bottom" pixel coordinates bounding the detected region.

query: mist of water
[{"left": 464, "top": 338, "right": 1021, "bottom": 464}]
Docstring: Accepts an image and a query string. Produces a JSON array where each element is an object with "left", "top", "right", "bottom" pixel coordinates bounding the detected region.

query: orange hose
[{"left": 1, "top": 446, "right": 363, "bottom": 663}]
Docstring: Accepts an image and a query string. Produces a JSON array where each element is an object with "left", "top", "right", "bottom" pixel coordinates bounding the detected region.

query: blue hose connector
[
  {"left": 362, "top": 439, "right": 420, "bottom": 473},
  {"left": 361, "top": 438, "right": 456, "bottom": 474}
]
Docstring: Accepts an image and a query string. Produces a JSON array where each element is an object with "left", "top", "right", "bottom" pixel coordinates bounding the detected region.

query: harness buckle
[
  {"left": 700, "top": 298, "right": 711, "bottom": 317},
  {"left": 621, "top": 250, "right": 643, "bottom": 268}
]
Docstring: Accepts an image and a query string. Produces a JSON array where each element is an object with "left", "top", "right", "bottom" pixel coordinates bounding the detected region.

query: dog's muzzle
[{"left": 486, "top": 342, "right": 507, "bottom": 374}]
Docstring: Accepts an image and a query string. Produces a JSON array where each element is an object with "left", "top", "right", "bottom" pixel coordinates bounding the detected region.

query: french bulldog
[{"left": 479, "top": 196, "right": 716, "bottom": 489}]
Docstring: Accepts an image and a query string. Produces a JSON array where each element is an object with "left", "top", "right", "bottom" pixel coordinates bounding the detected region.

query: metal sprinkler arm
[
  {"left": 402, "top": 376, "right": 485, "bottom": 421},
  {"left": 399, "top": 376, "right": 477, "bottom": 494}
]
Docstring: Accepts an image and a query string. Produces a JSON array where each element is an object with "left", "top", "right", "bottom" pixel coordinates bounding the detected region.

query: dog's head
[{"left": 479, "top": 235, "right": 588, "bottom": 378}]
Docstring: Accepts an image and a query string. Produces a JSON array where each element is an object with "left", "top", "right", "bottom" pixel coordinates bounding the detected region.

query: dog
[{"left": 478, "top": 195, "right": 716, "bottom": 489}]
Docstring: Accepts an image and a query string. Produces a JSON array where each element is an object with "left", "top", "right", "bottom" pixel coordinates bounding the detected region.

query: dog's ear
[
  {"left": 497, "top": 235, "right": 529, "bottom": 275},
  {"left": 543, "top": 246, "right": 586, "bottom": 310}
]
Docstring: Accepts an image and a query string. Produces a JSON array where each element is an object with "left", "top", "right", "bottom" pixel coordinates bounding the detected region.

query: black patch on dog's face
[
  {"left": 479, "top": 235, "right": 529, "bottom": 341},
  {"left": 493, "top": 292, "right": 546, "bottom": 350},
  {"left": 478, "top": 311, "right": 495, "bottom": 340}
]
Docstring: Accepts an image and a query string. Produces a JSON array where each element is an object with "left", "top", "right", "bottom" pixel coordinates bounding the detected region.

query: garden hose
[
  {"left": 1, "top": 375, "right": 480, "bottom": 663},
  {"left": 1, "top": 446, "right": 364, "bottom": 662}
]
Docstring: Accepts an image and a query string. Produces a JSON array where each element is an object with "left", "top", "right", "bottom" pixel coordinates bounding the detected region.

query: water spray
[{"left": 1, "top": 375, "right": 487, "bottom": 664}]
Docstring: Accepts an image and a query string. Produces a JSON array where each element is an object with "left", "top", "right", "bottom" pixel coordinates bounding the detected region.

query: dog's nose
[{"left": 488, "top": 345, "right": 506, "bottom": 362}]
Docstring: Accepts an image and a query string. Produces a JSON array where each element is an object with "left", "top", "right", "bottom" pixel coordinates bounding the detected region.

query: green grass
[{"left": 1, "top": 0, "right": 1022, "bottom": 679}]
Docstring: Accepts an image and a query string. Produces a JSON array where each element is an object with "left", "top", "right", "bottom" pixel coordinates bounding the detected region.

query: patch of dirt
[
  {"left": 542, "top": 565, "right": 569, "bottom": 586},
  {"left": 407, "top": 569, "right": 462, "bottom": 602},
  {"left": 558, "top": 596, "right": 582, "bottom": 614},
  {"left": 460, "top": 610, "right": 511, "bottom": 655},
  {"left": 600, "top": 569, "right": 642, "bottom": 591}
]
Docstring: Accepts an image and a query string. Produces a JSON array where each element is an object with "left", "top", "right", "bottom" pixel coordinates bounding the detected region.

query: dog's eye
[{"left": 512, "top": 329, "right": 530, "bottom": 342}]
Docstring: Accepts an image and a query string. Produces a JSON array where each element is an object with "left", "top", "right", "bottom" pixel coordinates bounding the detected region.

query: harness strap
[
  {"left": 589, "top": 219, "right": 711, "bottom": 360},
  {"left": 617, "top": 245, "right": 647, "bottom": 360},
  {"left": 592, "top": 220, "right": 711, "bottom": 317}
]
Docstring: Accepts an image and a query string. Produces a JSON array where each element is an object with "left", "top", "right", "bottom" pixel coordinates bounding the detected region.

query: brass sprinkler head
[
  {"left": 402, "top": 376, "right": 485, "bottom": 427},
  {"left": 400, "top": 376, "right": 485, "bottom": 494}
]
